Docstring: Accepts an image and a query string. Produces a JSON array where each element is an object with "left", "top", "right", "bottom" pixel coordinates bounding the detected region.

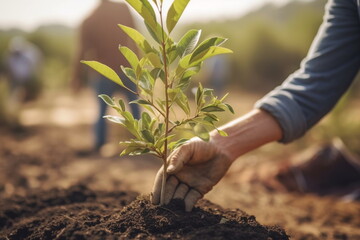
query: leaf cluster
[{"left": 82, "top": 0, "right": 233, "bottom": 159}]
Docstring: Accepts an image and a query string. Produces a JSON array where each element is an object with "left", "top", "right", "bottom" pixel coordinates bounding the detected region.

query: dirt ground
[{"left": 0, "top": 91, "right": 359, "bottom": 239}]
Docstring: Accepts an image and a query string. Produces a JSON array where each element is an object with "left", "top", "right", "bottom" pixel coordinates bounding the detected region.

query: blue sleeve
[{"left": 255, "top": 0, "right": 360, "bottom": 143}]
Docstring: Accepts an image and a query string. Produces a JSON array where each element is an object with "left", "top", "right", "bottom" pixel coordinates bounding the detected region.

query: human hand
[{"left": 151, "top": 137, "right": 233, "bottom": 212}]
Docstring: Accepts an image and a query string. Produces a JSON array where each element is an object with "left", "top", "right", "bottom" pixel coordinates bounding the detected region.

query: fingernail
[{"left": 167, "top": 165, "right": 175, "bottom": 173}]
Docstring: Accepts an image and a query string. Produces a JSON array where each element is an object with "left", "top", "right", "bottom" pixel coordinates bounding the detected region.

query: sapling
[{"left": 82, "top": 0, "right": 234, "bottom": 206}]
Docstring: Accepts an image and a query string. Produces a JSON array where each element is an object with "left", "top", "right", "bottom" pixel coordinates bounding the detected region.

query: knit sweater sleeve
[{"left": 255, "top": 0, "right": 360, "bottom": 143}]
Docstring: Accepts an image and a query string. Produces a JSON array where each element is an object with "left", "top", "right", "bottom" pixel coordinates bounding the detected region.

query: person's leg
[
  {"left": 7, "top": 80, "right": 24, "bottom": 127},
  {"left": 93, "top": 76, "right": 118, "bottom": 150}
]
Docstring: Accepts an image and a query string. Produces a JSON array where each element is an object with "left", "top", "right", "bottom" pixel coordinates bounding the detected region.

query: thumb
[{"left": 167, "top": 144, "right": 192, "bottom": 174}]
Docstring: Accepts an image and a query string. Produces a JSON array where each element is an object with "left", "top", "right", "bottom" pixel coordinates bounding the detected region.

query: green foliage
[
  {"left": 84, "top": 0, "right": 233, "bottom": 156},
  {"left": 166, "top": 0, "right": 190, "bottom": 33},
  {"left": 82, "top": 0, "right": 233, "bottom": 204},
  {"left": 81, "top": 61, "right": 126, "bottom": 87}
]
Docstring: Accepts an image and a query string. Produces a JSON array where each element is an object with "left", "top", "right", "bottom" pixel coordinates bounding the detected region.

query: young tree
[{"left": 82, "top": 0, "right": 233, "bottom": 205}]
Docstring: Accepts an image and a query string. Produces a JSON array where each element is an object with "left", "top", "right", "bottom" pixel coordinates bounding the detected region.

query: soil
[
  {"left": 0, "top": 92, "right": 359, "bottom": 239},
  {"left": 0, "top": 185, "right": 287, "bottom": 240}
]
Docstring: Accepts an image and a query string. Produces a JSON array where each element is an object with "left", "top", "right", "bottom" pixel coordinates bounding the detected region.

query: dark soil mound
[
  {"left": 0, "top": 185, "right": 288, "bottom": 240},
  {"left": 0, "top": 185, "right": 137, "bottom": 240},
  {"left": 111, "top": 197, "right": 288, "bottom": 240}
]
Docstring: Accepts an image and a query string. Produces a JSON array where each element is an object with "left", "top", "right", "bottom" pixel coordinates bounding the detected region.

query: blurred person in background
[
  {"left": 72, "top": 0, "right": 140, "bottom": 153},
  {"left": 152, "top": 0, "right": 360, "bottom": 212},
  {"left": 4, "top": 36, "right": 42, "bottom": 127}
]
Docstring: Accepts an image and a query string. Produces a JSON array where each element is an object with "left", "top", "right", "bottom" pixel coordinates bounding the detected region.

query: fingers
[
  {"left": 163, "top": 176, "right": 179, "bottom": 205},
  {"left": 153, "top": 169, "right": 203, "bottom": 212},
  {"left": 151, "top": 167, "right": 163, "bottom": 205},
  {"left": 173, "top": 183, "right": 189, "bottom": 200},
  {"left": 184, "top": 189, "right": 202, "bottom": 212},
  {"left": 167, "top": 181, "right": 202, "bottom": 212},
  {"left": 167, "top": 143, "right": 192, "bottom": 174}
]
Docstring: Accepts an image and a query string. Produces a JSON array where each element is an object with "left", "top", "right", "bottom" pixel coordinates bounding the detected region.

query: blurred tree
[
  {"left": 27, "top": 25, "right": 75, "bottom": 89},
  {"left": 185, "top": 0, "right": 327, "bottom": 93}
]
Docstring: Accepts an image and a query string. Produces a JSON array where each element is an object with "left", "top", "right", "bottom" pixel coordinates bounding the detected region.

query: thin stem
[
  {"left": 159, "top": 2, "right": 170, "bottom": 206},
  {"left": 123, "top": 86, "right": 138, "bottom": 96},
  {"left": 150, "top": 101, "right": 166, "bottom": 118},
  {"left": 168, "top": 114, "right": 200, "bottom": 133}
]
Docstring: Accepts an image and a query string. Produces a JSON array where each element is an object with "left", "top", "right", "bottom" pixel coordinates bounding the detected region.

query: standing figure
[
  {"left": 5, "top": 36, "right": 42, "bottom": 126},
  {"left": 72, "top": 0, "right": 140, "bottom": 152}
]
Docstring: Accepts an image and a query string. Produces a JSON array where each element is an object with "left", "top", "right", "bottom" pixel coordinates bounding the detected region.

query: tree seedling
[{"left": 82, "top": 0, "right": 234, "bottom": 206}]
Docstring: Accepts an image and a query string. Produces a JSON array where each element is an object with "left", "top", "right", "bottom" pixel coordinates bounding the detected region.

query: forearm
[{"left": 211, "top": 109, "right": 282, "bottom": 162}]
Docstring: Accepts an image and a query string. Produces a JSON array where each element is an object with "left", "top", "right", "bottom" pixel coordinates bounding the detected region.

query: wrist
[{"left": 210, "top": 109, "right": 282, "bottom": 162}]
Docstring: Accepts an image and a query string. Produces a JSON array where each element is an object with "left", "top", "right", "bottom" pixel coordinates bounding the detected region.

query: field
[{"left": 0, "top": 91, "right": 359, "bottom": 239}]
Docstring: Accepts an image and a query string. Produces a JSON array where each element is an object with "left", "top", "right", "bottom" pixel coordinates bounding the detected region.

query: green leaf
[
  {"left": 177, "top": 70, "right": 195, "bottom": 89},
  {"left": 220, "top": 92, "right": 229, "bottom": 102},
  {"left": 167, "top": 88, "right": 179, "bottom": 101},
  {"left": 103, "top": 115, "right": 126, "bottom": 125},
  {"left": 150, "top": 68, "right": 163, "bottom": 80},
  {"left": 81, "top": 61, "right": 124, "bottom": 87},
  {"left": 120, "top": 140, "right": 150, "bottom": 156},
  {"left": 141, "top": 111, "right": 152, "bottom": 128},
  {"left": 136, "top": 58, "right": 146, "bottom": 79},
  {"left": 175, "top": 90, "right": 190, "bottom": 115},
  {"left": 166, "top": 0, "right": 190, "bottom": 33},
  {"left": 146, "top": 52, "right": 162, "bottom": 68},
  {"left": 217, "top": 129, "right": 228, "bottom": 137},
  {"left": 121, "top": 146, "right": 145, "bottom": 156},
  {"left": 155, "top": 134, "right": 175, "bottom": 149},
  {"left": 201, "top": 106, "right": 225, "bottom": 112},
  {"left": 118, "top": 24, "right": 153, "bottom": 54},
  {"left": 194, "top": 118, "right": 215, "bottom": 127},
  {"left": 130, "top": 99, "right": 152, "bottom": 106},
  {"left": 177, "top": 54, "right": 192, "bottom": 70},
  {"left": 190, "top": 37, "right": 227, "bottom": 62},
  {"left": 154, "top": 122, "right": 165, "bottom": 137},
  {"left": 177, "top": 65, "right": 201, "bottom": 89},
  {"left": 120, "top": 146, "right": 138, "bottom": 156},
  {"left": 203, "top": 88, "right": 214, "bottom": 97},
  {"left": 194, "top": 124, "right": 210, "bottom": 141},
  {"left": 195, "top": 83, "right": 204, "bottom": 106},
  {"left": 204, "top": 113, "right": 219, "bottom": 122},
  {"left": 98, "top": 94, "right": 115, "bottom": 107},
  {"left": 139, "top": 70, "right": 155, "bottom": 93},
  {"left": 131, "top": 99, "right": 155, "bottom": 115},
  {"left": 168, "top": 138, "right": 189, "bottom": 150},
  {"left": 122, "top": 111, "right": 136, "bottom": 123},
  {"left": 203, "top": 116, "right": 215, "bottom": 124},
  {"left": 121, "top": 66, "right": 137, "bottom": 83},
  {"left": 120, "top": 111, "right": 141, "bottom": 139},
  {"left": 141, "top": 129, "right": 154, "bottom": 143},
  {"left": 167, "top": 43, "right": 178, "bottom": 64},
  {"left": 177, "top": 29, "right": 201, "bottom": 57},
  {"left": 118, "top": 99, "right": 126, "bottom": 111},
  {"left": 119, "top": 46, "right": 139, "bottom": 70},
  {"left": 125, "top": 0, "right": 158, "bottom": 34},
  {"left": 225, "top": 103, "right": 235, "bottom": 114},
  {"left": 156, "top": 99, "right": 166, "bottom": 112},
  {"left": 145, "top": 22, "right": 162, "bottom": 44},
  {"left": 190, "top": 46, "right": 233, "bottom": 66}
]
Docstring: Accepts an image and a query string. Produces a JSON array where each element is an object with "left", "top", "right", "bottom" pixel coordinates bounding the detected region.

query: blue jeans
[{"left": 93, "top": 74, "right": 140, "bottom": 150}]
